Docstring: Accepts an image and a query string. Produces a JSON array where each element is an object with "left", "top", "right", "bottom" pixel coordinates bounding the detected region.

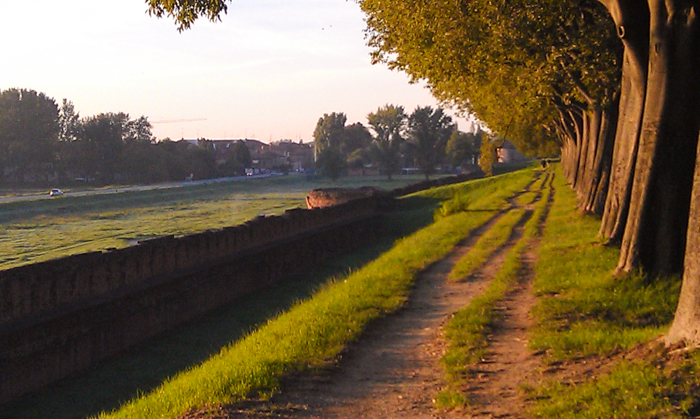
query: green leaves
[
  {"left": 367, "top": 104, "right": 406, "bottom": 179},
  {"left": 313, "top": 113, "right": 349, "bottom": 180},
  {"left": 359, "top": 0, "right": 621, "bottom": 155},
  {"left": 0, "top": 88, "right": 60, "bottom": 181},
  {"left": 146, "top": 0, "right": 230, "bottom": 31},
  {"left": 407, "top": 106, "right": 455, "bottom": 178}
]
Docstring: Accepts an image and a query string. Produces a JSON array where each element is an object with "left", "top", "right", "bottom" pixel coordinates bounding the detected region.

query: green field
[{"left": 0, "top": 174, "right": 438, "bottom": 271}]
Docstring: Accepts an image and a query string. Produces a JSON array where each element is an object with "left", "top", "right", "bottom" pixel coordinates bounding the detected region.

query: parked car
[{"left": 49, "top": 188, "right": 64, "bottom": 197}]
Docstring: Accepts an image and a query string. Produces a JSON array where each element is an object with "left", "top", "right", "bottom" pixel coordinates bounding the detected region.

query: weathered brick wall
[{"left": 0, "top": 196, "right": 384, "bottom": 404}]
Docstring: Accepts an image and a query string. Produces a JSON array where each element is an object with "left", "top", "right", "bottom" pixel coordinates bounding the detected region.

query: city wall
[{"left": 0, "top": 197, "right": 384, "bottom": 404}]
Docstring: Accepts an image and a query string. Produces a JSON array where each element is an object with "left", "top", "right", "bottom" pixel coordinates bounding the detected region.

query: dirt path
[
  {"left": 462, "top": 246, "right": 542, "bottom": 418},
  {"left": 462, "top": 176, "right": 553, "bottom": 418},
  {"left": 189, "top": 176, "right": 553, "bottom": 419}
]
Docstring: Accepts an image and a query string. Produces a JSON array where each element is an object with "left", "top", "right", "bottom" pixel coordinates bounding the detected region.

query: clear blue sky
[{"left": 1, "top": 0, "right": 474, "bottom": 142}]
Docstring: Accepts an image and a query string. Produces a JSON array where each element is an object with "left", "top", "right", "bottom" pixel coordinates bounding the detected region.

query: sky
[{"left": 0, "top": 0, "right": 475, "bottom": 142}]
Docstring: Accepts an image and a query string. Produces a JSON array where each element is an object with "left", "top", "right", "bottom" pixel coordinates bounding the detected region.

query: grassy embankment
[
  {"left": 435, "top": 165, "right": 700, "bottom": 417},
  {"left": 527, "top": 168, "right": 700, "bottom": 417},
  {"left": 84, "top": 168, "right": 538, "bottom": 419},
  {"left": 0, "top": 174, "right": 440, "bottom": 270}
]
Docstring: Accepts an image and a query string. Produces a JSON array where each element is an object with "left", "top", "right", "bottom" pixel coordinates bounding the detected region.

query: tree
[
  {"left": 347, "top": 147, "right": 372, "bottom": 175},
  {"left": 447, "top": 129, "right": 478, "bottom": 168},
  {"left": 313, "top": 112, "right": 347, "bottom": 153},
  {"left": 146, "top": 0, "right": 230, "bottom": 31},
  {"left": 313, "top": 113, "right": 347, "bottom": 180},
  {"left": 123, "top": 116, "right": 154, "bottom": 144},
  {"left": 56, "top": 99, "right": 83, "bottom": 183},
  {"left": 478, "top": 135, "right": 501, "bottom": 177},
  {"left": 231, "top": 140, "right": 252, "bottom": 169},
  {"left": 367, "top": 104, "right": 406, "bottom": 180},
  {"left": 407, "top": 106, "right": 455, "bottom": 179},
  {"left": 74, "top": 112, "right": 155, "bottom": 183},
  {"left": 361, "top": 0, "right": 621, "bottom": 217},
  {"left": 315, "top": 148, "right": 346, "bottom": 180},
  {"left": 601, "top": 0, "right": 700, "bottom": 345},
  {"left": 594, "top": 1, "right": 700, "bottom": 277},
  {"left": 58, "top": 99, "right": 81, "bottom": 143},
  {"left": 220, "top": 140, "right": 252, "bottom": 176},
  {"left": 343, "top": 123, "right": 372, "bottom": 157},
  {"left": 358, "top": 0, "right": 700, "bottom": 345},
  {"left": 0, "top": 88, "right": 59, "bottom": 184},
  {"left": 78, "top": 113, "right": 127, "bottom": 182}
]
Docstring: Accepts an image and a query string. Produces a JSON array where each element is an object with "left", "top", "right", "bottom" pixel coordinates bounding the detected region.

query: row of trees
[
  {"left": 0, "top": 88, "right": 220, "bottom": 185},
  {"left": 146, "top": 0, "right": 700, "bottom": 345},
  {"left": 313, "top": 105, "right": 485, "bottom": 180},
  {"left": 357, "top": 0, "right": 700, "bottom": 345}
]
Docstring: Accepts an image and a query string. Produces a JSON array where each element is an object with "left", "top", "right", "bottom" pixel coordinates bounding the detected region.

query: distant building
[
  {"left": 268, "top": 139, "right": 314, "bottom": 172},
  {"left": 180, "top": 138, "right": 314, "bottom": 173},
  {"left": 496, "top": 140, "right": 527, "bottom": 164}
]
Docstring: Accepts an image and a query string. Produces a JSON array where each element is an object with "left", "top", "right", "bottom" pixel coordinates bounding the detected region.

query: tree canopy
[
  {"left": 407, "top": 106, "right": 455, "bottom": 179},
  {"left": 146, "top": 0, "right": 229, "bottom": 31},
  {"left": 364, "top": 0, "right": 620, "bottom": 150},
  {"left": 0, "top": 89, "right": 59, "bottom": 183},
  {"left": 0, "top": 88, "right": 223, "bottom": 185},
  {"left": 313, "top": 112, "right": 349, "bottom": 180},
  {"left": 367, "top": 104, "right": 407, "bottom": 179}
]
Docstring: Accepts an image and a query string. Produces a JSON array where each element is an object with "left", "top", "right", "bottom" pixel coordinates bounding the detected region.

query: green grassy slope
[
  {"left": 527, "top": 168, "right": 699, "bottom": 418},
  {"left": 85, "top": 168, "right": 537, "bottom": 419}
]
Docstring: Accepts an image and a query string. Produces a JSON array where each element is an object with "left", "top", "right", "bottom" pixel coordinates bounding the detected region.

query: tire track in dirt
[
  {"left": 460, "top": 171, "right": 555, "bottom": 418},
  {"left": 462, "top": 246, "right": 541, "bottom": 418}
]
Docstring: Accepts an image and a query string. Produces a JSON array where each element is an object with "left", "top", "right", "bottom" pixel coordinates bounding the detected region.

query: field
[{"left": 0, "top": 173, "right": 435, "bottom": 270}]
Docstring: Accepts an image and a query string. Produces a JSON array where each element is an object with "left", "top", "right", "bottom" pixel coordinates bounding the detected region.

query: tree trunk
[
  {"left": 598, "top": 0, "right": 649, "bottom": 242},
  {"left": 575, "top": 109, "right": 592, "bottom": 197},
  {"left": 582, "top": 109, "right": 602, "bottom": 207},
  {"left": 667, "top": 130, "right": 700, "bottom": 346},
  {"left": 557, "top": 106, "right": 580, "bottom": 184},
  {"left": 583, "top": 95, "right": 620, "bottom": 215},
  {"left": 561, "top": 136, "right": 576, "bottom": 183},
  {"left": 616, "top": 0, "right": 700, "bottom": 274},
  {"left": 570, "top": 108, "right": 586, "bottom": 191}
]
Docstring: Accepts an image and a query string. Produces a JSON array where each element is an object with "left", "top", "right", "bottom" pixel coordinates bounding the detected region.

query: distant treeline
[
  {"left": 0, "top": 88, "right": 234, "bottom": 186},
  {"left": 0, "top": 88, "right": 498, "bottom": 187},
  {"left": 312, "top": 105, "right": 489, "bottom": 180}
]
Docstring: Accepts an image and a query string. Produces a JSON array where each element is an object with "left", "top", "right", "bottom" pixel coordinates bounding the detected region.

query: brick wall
[
  {"left": 0, "top": 172, "right": 487, "bottom": 404},
  {"left": 0, "top": 196, "right": 383, "bottom": 404}
]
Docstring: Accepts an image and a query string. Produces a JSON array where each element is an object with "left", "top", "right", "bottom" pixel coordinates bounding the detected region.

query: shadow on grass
[{"left": 2, "top": 196, "right": 442, "bottom": 419}]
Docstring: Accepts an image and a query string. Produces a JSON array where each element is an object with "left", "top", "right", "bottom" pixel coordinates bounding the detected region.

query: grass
[
  {"left": 0, "top": 174, "right": 444, "bottom": 270},
  {"left": 436, "top": 168, "right": 552, "bottom": 409},
  {"left": 526, "top": 359, "right": 698, "bottom": 419},
  {"left": 515, "top": 191, "right": 539, "bottom": 206},
  {"left": 527, "top": 353, "right": 700, "bottom": 419},
  {"left": 20, "top": 163, "right": 695, "bottom": 418},
  {"left": 81, "top": 168, "right": 538, "bottom": 419},
  {"left": 424, "top": 169, "right": 536, "bottom": 209},
  {"left": 530, "top": 169, "right": 680, "bottom": 359},
  {"left": 447, "top": 208, "right": 527, "bottom": 282},
  {"left": 526, "top": 166, "right": 698, "bottom": 417}
]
